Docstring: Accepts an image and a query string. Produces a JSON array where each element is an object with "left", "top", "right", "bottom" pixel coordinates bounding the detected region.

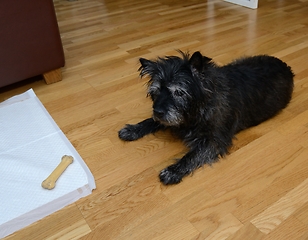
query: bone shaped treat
[{"left": 42, "top": 155, "right": 74, "bottom": 190}]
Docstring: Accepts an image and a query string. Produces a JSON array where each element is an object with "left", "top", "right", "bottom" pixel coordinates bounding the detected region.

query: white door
[{"left": 224, "top": 0, "right": 258, "bottom": 9}]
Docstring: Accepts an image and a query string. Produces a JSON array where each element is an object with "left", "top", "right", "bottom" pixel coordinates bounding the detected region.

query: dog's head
[{"left": 139, "top": 51, "right": 213, "bottom": 126}]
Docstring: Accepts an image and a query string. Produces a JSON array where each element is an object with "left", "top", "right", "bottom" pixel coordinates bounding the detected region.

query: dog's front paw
[
  {"left": 159, "top": 165, "right": 183, "bottom": 185},
  {"left": 118, "top": 124, "right": 141, "bottom": 141}
]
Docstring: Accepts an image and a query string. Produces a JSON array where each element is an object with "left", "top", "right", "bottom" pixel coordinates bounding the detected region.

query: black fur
[{"left": 119, "top": 51, "right": 294, "bottom": 185}]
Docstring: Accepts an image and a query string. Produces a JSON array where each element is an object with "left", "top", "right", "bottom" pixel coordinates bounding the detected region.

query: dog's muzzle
[{"left": 153, "top": 107, "right": 183, "bottom": 126}]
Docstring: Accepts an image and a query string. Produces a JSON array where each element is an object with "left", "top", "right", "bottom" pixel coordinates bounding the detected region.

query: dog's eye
[
  {"left": 148, "top": 88, "right": 160, "bottom": 100},
  {"left": 173, "top": 90, "right": 184, "bottom": 97},
  {"left": 150, "top": 88, "right": 160, "bottom": 96},
  {"left": 148, "top": 85, "right": 160, "bottom": 95}
]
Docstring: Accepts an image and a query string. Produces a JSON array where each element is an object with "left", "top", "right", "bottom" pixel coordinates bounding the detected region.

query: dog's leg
[
  {"left": 159, "top": 141, "right": 224, "bottom": 184},
  {"left": 118, "top": 118, "right": 164, "bottom": 141}
]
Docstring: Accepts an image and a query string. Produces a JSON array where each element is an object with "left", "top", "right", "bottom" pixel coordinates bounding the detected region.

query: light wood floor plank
[{"left": 251, "top": 178, "right": 308, "bottom": 234}]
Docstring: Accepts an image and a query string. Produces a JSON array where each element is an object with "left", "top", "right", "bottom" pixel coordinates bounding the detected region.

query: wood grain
[
  {"left": 43, "top": 68, "right": 63, "bottom": 84},
  {"left": 2, "top": 0, "right": 308, "bottom": 239},
  {"left": 251, "top": 178, "right": 308, "bottom": 234}
]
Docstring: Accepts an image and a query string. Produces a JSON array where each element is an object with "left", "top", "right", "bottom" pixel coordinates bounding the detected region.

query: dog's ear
[
  {"left": 139, "top": 58, "right": 156, "bottom": 77},
  {"left": 139, "top": 58, "right": 154, "bottom": 68},
  {"left": 189, "top": 51, "right": 212, "bottom": 72}
]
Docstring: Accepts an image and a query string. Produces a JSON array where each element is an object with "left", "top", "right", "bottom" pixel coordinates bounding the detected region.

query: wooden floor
[{"left": 2, "top": 0, "right": 308, "bottom": 239}]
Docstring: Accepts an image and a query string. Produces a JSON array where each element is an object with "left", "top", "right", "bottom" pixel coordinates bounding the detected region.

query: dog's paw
[
  {"left": 118, "top": 124, "right": 140, "bottom": 141},
  {"left": 159, "top": 166, "right": 183, "bottom": 185}
]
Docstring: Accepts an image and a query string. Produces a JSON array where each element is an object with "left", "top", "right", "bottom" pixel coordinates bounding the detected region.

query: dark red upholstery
[{"left": 0, "top": 0, "right": 65, "bottom": 88}]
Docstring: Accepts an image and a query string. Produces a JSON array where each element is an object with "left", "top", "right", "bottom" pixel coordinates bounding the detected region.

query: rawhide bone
[{"left": 42, "top": 155, "right": 74, "bottom": 190}]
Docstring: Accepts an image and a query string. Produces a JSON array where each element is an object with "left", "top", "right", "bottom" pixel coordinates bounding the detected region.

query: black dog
[{"left": 119, "top": 51, "right": 294, "bottom": 185}]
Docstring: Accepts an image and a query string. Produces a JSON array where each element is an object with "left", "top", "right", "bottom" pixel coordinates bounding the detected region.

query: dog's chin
[{"left": 153, "top": 114, "right": 183, "bottom": 127}]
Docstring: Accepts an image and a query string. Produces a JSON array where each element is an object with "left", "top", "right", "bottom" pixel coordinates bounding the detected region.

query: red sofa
[{"left": 0, "top": 0, "right": 65, "bottom": 88}]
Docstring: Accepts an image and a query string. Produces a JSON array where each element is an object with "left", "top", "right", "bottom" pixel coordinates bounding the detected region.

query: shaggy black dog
[{"left": 119, "top": 51, "right": 294, "bottom": 185}]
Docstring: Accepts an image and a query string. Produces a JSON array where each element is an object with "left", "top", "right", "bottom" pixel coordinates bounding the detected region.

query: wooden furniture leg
[{"left": 43, "top": 68, "right": 62, "bottom": 84}]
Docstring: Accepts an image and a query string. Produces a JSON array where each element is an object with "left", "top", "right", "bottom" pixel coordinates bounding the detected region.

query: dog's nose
[{"left": 153, "top": 109, "right": 164, "bottom": 118}]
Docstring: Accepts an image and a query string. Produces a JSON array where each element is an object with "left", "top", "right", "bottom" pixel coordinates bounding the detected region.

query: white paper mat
[{"left": 0, "top": 89, "right": 96, "bottom": 238}]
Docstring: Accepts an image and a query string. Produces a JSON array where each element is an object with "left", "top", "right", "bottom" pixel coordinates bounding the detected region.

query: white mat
[{"left": 0, "top": 89, "right": 96, "bottom": 238}]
